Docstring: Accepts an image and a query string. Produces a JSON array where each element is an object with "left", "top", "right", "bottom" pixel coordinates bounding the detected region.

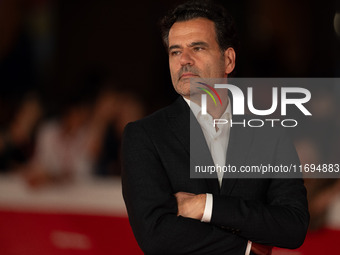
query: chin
[
  {"left": 174, "top": 83, "right": 190, "bottom": 96},
  {"left": 176, "top": 90, "right": 191, "bottom": 98}
]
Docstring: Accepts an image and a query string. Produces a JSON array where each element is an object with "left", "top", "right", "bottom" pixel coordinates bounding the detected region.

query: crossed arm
[
  {"left": 175, "top": 192, "right": 274, "bottom": 255},
  {"left": 122, "top": 122, "right": 309, "bottom": 255},
  {"left": 122, "top": 123, "right": 248, "bottom": 255}
]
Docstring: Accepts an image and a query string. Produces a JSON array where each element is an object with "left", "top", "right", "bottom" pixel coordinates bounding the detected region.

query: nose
[{"left": 179, "top": 50, "right": 194, "bottom": 66}]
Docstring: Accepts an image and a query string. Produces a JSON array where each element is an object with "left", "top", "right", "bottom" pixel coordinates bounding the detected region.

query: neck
[
  {"left": 207, "top": 96, "right": 228, "bottom": 119},
  {"left": 185, "top": 89, "right": 229, "bottom": 119}
]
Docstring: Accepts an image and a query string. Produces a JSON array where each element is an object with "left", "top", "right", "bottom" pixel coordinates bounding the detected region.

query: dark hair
[{"left": 160, "top": 0, "right": 240, "bottom": 54}]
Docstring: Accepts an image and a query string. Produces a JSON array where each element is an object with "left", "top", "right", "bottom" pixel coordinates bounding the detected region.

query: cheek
[
  {"left": 209, "top": 61, "right": 225, "bottom": 77},
  {"left": 200, "top": 62, "right": 212, "bottom": 76},
  {"left": 169, "top": 61, "right": 178, "bottom": 78}
]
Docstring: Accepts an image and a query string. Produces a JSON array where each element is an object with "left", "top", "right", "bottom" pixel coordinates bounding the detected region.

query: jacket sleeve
[
  {"left": 122, "top": 122, "right": 248, "bottom": 255},
  {"left": 210, "top": 129, "right": 309, "bottom": 249}
]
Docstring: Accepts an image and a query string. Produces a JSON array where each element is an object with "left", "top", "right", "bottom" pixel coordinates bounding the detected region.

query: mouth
[{"left": 179, "top": 73, "right": 199, "bottom": 80}]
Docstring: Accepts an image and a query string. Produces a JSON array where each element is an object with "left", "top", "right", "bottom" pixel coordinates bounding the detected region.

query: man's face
[{"left": 168, "top": 18, "right": 234, "bottom": 98}]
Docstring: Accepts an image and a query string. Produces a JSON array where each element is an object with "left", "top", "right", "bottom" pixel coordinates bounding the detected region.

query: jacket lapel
[
  {"left": 165, "top": 98, "right": 255, "bottom": 195},
  {"left": 166, "top": 97, "right": 220, "bottom": 194},
  {"left": 166, "top": 97, "right": 190, "bottom": 154},
  {"left": 220, "top": 116, "right": 254, "bottom": 195}
]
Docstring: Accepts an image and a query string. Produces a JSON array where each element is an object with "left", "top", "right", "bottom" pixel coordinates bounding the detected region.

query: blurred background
[{"left": 0, "top": 0, "right": 339, "bottom": 254}]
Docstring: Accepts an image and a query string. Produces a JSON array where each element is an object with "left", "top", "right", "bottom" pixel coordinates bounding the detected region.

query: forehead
[{"left": 168, "top": 18, "right": 217, "bottom": 47}]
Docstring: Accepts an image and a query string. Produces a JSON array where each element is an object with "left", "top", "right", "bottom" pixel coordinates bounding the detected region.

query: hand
[
  {"left": 251, "top": 242, "right": 273, "bottom": 255},
  {"left": 174, "top": 192, "right": 206, "bottom": 220}
]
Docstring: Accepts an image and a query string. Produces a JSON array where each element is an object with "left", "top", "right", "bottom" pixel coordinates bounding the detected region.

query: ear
[{"left": 223, "top": 47, "right": 236, "bottom": 75}]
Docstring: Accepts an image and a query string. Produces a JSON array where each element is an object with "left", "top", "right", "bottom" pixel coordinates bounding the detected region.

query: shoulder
[
  {"left": 124, "top": 97, "right": 186, "bottom": 133},
  {"left": 122, "top": 98, "right": 187, "bottom": 154}
]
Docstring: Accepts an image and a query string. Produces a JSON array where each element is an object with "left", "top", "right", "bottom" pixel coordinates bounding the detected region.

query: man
[{"left": 122, "top": 1, "right": 309, "bottom": 254}]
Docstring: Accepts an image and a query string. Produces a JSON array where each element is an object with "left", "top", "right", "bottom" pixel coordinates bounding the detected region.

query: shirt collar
[{"left": 183, "top": 96, "right": 232, "bottom": 120}]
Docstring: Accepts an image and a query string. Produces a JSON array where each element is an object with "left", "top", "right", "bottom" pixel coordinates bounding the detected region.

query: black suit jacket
[{"left": 122, "top": 97, "right": 309, "bottom": 255}]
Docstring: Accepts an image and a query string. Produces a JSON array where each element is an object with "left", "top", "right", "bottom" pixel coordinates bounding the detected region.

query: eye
[
  {"left": 193, "top": 47, "right": 204, "bottom": 52},
  {"left": 170, "top": 51, "right": 181, "bottom": 56}
]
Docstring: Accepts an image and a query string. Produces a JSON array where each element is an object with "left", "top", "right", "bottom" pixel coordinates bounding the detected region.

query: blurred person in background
[
  {"left": 0, "top": 0, "right": 51, "bottom": 174},
  {"left": 24, "top": 95, "right": 94, "bottom": 187},
  {"left": 295, "top": 88, "right": 340, "bottom": 230},
  {"left": 24, "top": 87, "right": 144, "bottom": 188},
  {"left": 91, "top": 88, "right": 145, "bottom": 176},
  {"left": 0, "top": 93, "right": 42, "bottom": 173}
]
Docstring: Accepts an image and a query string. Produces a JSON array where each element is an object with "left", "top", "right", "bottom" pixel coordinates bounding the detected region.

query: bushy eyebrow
[
  {"left": 188, "top": 41, "right": 209, "bottom": 48},
  {"left": 169, "top": 44, "right": 181, "bottom": 51},
  {"left": 168, "top": 41, "right": 209, "bottom": 51}
]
